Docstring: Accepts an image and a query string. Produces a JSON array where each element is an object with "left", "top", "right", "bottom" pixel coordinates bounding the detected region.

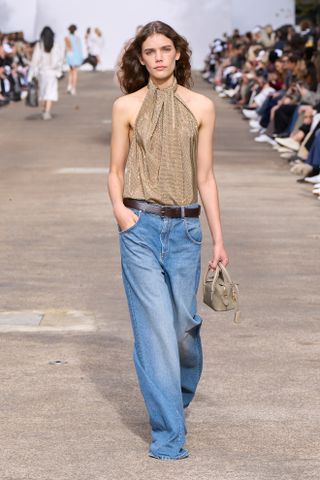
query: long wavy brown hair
[{"left": 118, "top": 21, "right": 193, "bottom": 93}]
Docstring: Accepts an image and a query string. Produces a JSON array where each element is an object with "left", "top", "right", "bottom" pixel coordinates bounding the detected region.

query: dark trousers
[
  {"left": 274, "top": 104, "right": 297, "bottom": 134},
  {"left": 305, "top": 120, "right": 320, "bottom": 152},
  {"left": 257, "top": 92, "right": 285, "bottom": 128},
  {"left": 307, "top": 130, "right": 320, "bottom": 168}
]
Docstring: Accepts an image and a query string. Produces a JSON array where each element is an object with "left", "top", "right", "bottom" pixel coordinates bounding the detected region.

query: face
[
  {"left": 274, "top": 60, "right": 283, "bottom": 73},
  {"left": 140, "top": 33, "right": 180, "bottom": 80}
]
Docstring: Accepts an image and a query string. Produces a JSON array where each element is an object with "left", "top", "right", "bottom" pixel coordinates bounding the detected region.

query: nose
[{"left": 155, "top": 50, "right": 163, "bottom": 62}]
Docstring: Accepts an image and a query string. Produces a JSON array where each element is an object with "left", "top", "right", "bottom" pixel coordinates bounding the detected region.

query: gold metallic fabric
[{"left": 123, "top": 77, "right": 199, "bottom": 206}]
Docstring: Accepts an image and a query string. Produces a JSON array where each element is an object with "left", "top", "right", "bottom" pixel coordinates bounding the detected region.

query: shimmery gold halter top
[{"left": 123, "top": 77, "right": 199, "bottom": 206}]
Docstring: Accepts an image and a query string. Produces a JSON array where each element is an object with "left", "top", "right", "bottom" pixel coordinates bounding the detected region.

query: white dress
[{"left": 29, "top": 42, "right": 63, "bottom": 102}]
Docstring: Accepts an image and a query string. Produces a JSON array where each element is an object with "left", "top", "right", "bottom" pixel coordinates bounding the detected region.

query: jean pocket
[
  {"left": 184, "top": 218, "right": 202, "bottom": 244},
  {"left": 118, "top": 209, "right": 143, "bottom": 235}
]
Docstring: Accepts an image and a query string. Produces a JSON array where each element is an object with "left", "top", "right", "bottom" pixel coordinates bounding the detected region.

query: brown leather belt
[{"left": 123, "top": 198, "right": 201, "bottom": 218}]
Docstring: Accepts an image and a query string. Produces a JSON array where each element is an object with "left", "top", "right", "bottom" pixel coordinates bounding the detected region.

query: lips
[{"left": 155, "top": 66, "right": 166, "bottom": 70}]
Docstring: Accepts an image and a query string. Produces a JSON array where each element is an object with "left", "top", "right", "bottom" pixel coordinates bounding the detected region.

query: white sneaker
[
  {"left": 313, "top": 183, "right": 320, "bottom": 188},
  {"left": 42, "top": 111, "right": 52, "bottom": 120},
  {"left": 67, "top": 85, "right": 72, "bottom": 94},
  {"left": 242, "top": 109, "right": 259, "bottom": 120},
  {"left": 250, "top": 127, "right": 266, "bottom": 134},
  {"left": 249, "top": 119, "right": 261, "bottom": 129},
  {"left": 215, "top": 86, "right": 223, "bottom": 93},
  {"left": 304, "top": 173, "right": 320, "bottom": 184},
  {"left": 254, "top": 134, "right": 277, "bottom": 146},
  {"left": 312, "top": 188, "right": 320, "bottom": 195},
  {"left": 275, "top": 137, "right": 300, "bottom": 151},
  {"left": 224, "top": 89, "right": 236, "bottom": 97}
]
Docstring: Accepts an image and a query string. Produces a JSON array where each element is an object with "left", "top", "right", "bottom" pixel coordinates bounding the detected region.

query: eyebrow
[{"left": 143, "top": 44, "right": 173, "bottom": 52}]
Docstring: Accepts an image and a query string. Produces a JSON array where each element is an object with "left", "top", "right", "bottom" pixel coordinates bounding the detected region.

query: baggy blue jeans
[{"left": 119, "top": 204, "right": 203, "bottom": 460}]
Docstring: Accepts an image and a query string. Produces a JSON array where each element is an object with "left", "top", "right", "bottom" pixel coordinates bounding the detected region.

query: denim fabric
[
  {"left": 257, "top": 92, "right": 285, "bottom": 128},
  {"left": 119, "top": 204, "right": 203, "bottom": 460},
  {"left": 307, "top": 130, "right": 320, "bottom": 168}
]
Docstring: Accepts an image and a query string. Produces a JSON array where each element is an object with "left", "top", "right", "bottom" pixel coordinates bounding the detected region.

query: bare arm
[
  {"left": 107, "top": 98, "right": 139, "bottom": 231},
  {"left": 197, "top": 99, "right": 229, "bottom": 268}
]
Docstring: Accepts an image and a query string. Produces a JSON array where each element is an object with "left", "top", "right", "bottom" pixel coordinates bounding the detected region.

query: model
[
  {"left": 28, "top": 26, "right": 63, "bottom": 120},
  {"left": 65, "top": 24, "right": 83, "bottom": 95},
  {"left": 107, "top": 20, "right": 228, "bottom": 460}
]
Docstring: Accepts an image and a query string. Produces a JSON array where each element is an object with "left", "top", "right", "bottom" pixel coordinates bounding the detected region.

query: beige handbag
[{"left": 203, "top": 262, "right": 240, "bottom": 323}]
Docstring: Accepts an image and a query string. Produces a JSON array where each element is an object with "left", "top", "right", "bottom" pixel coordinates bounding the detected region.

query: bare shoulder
[
  {"left": 112, "top": 86, "right": 148, "bottom": 127},
  {"left": 176, "top": 86, "right": 215, "bottom": 126}
]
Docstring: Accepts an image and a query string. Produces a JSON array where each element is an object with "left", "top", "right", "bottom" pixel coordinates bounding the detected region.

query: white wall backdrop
[
  {"left": 230, "top": 0, "right": 296, "bottom": 32},
  {"left": 0, "top": 0, "right": 295, "bottom": 69}
]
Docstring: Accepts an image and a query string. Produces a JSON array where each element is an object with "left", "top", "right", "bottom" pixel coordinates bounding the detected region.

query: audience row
[{"left": 202, "top": 21, "right": 320, "bottom": 200}]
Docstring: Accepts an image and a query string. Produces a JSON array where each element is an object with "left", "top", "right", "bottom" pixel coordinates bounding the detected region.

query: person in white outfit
[
  {"left": 85, "top": 28, "right": 104, "bottom": 70},
  {"left": 29, "top": 26, "right": 63, "bottom": 120}
]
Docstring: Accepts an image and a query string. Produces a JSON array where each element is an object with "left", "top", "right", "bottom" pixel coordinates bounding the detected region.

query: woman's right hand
[{"left": 114, "top": 204, "right": 139, "bottom": 232}]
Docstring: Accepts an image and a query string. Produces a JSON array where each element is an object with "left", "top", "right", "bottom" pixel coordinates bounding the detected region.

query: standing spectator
[
  {"left": 65, "top": 24, "right": 83, "bottom": 94},
  {"left": 28, "top": 26, "right": 63, "bottom": 120}
]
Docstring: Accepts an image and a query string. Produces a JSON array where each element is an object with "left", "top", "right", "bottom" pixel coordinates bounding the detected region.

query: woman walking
[
  {"left": 65, "top": 24, "right": 83, "bottom": 95},
  {"left": 108, "top": 21, "right": 228, "bottom": 460},
  {"left": 28, "top": 26, "right": 62, "bottom": 120}
]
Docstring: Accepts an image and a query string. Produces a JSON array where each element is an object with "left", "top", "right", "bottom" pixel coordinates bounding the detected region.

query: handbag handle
[
  {"left": 203, "top": 262, "right": 232, "bottom": 289},
  {"left": 203, "top": 262, "right": 241, "bottom": 323}
]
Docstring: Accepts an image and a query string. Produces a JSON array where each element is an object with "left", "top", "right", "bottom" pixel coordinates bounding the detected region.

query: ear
[
  {"left": 138, "top": 56, "right": 145, "bottom": 66},
  {"left": 175, "top": 50, "right": 181, "bottom": 61}
]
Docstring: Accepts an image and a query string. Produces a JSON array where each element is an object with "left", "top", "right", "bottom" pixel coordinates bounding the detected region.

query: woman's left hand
[{"left": 209, "top": 243, "right": 229, "bottom": 270}]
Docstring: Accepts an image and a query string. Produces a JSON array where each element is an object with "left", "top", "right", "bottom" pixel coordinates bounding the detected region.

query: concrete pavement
[{"left": 0, "top": 71, "right": 320, "bottom": 480}]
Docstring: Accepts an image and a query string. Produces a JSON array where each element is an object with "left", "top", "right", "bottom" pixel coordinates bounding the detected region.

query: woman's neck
[{"left": 149, "top": 74, "right": 175, "bottom": 90}]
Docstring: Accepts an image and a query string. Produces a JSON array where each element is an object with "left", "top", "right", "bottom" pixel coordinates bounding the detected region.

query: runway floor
[{"left": 0, "top": 71, "right": 319, "bottom": 479}]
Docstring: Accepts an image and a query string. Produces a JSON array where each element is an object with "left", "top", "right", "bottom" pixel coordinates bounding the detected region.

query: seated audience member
[{"left": 202, "top": 21, "right": 320, "bottom": 200}]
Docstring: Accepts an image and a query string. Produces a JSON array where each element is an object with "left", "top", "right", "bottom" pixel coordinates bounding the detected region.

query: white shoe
[
  {"left": 304, "top": 173, "right": 320, "bottom": 184},
  {"left": 249, "top": 119, "right": 261, "bottom": 129},
  {"left": 275, "top": 137, "right": 300, "bottom": 151},
  {"left": 312, "top": 188, "right": 320, "bottom": 195},
  {"left": 67, "top": 85, "right": 72, "bottom": 94},
  {"left": 218, "top": 92, "right": 227, "bottom": 98},
  {"left": 313, "top": 183, "right": 320, "bottom": 188},
  {"left": 42, "top": 111, "right": 52, "bottom": 120},
  {"left": 254, "top": 134, "right": 277, "bottom": 146},
  {"left": 71, "top": 87, "right": 76, "bottom": 95},
  {"left": 215, "top": 85, "right": 223, "bottom": 93},
  {"left": 242, "top": 109, "right": 259, "bottom": 120},
  {"left": 250, "top": 127, "right": 261, "bottom": 133},
  {"left": 224, "top": 89, "right": 236, "bottom": 97}
]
